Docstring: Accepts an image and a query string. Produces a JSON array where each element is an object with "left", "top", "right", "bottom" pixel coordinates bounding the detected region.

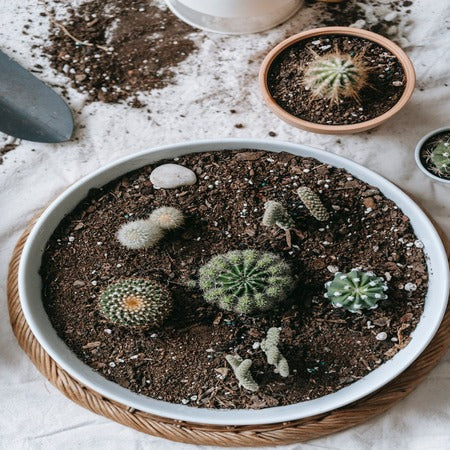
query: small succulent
[
  {"left": 117, "top": 207, "right": 184, "bottom": 249},
  {"left": 149, "top": 206, "right": 185, "bottom": 230},
  {"left": 116, "top": 219, "right": 163, "bottom": 249},
  {"left": 303, "top": 50, "right": 369, "bottom": 104},
  {"left": 262, "top": 201, "right": 295, "bottom": 230},
  {"left": 424, "top": 138, "right": 450, "bottom": 177},
  {"left": 225, "top": 354, "right": 259, "bottom": 392},
  {"left": 99, "top": 278, "right": 173, "bottom": 327},
  {"left": 324, "top": 268, "right": 388, "bottom": 313},
  {"left": 199, "top": 250, "right": 294, "bottom": 315},
  {"left": 261, "top": 327, "right": 289, "bottom": 378},
  {"left": 297, "top": 186, "right": 330, "bottom": 221}
]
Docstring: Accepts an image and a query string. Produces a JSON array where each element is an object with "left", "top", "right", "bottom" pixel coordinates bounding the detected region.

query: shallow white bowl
[{"left": 19, "top": 139, "right": 449, "bottom": 426}]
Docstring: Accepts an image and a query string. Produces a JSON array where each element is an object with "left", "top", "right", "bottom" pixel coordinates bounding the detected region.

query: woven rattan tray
[{"left": 8, "top": 213, "right": 450, "bottom": 447}]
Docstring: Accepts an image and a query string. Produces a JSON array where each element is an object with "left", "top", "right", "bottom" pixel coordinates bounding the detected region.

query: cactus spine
[
  {"left": 297, "top": 186, "right": 330, "bottom": 221},
  {"left": 99, "top": 278, "right": 172, "bottom": 327},
  {"left": 225, "top": 355, "right": 259, "bottom": 392},
  {"left": 199, "top": 250, "right": 294, "bottom": 315},
  {"left": 261, "top": 327, "right": 289, "bottom": 377},
  {"left": 325, "top": 268, "right": 388, "bottom": 313},
  {"left": 303, "top": 50, "right": 369, "bottom": 104},
  {"left": 425, "top": 138, "right": 450, "bottom": 177}
]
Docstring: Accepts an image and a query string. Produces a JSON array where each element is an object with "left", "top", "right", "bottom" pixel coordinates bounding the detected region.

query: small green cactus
[
  {"left": 225, "top": 355, "right": 259, "bottom": 392},
  {"left": 199, "top": 250, "right": 294, "bottom": 315},
  {"left": 324, "top": 269, "right": 388, "bottom": 313},
  {"left": 99, "top": 279, "right": 173, "bottom": 327},
  {"left": 261, "top": 327, "right": 289, "bottom": 378},
  {"left": 297, "top": 186, "right": 330, "bottom": 221},
  {"left": 303, "top": 50, "right": 369, "bottom": 104},
  {"left": 117, "top": 219, "right": 164, "bottom": 249},
  {"left": 117, "top": 206, "right": 184, "bottom": 250},
  {"left": 149, "top": 206, "right": 185, "bottom": 230},
  {"left": 425, "top": 138, "right": 450, "bottom": 177},
  {"left": 262, "top": 201, "right": 295, "bottom": 230}
]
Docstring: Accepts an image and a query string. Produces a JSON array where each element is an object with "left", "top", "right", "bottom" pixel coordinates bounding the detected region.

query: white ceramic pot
[
  {"left": 165, "top": 0, "right": 303, "bottom": 34},
  {"left": 415, "top": 127, "right": 450, "bottom": 185},
  {"left": 19, "top": 139, "right": 449, "bottom": 426}
]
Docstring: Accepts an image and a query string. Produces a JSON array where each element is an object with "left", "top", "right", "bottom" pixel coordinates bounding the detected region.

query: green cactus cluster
[
  {"left": 99, "top": 278, "right": 173, "bottom": 327},
  {"left": 303, "top": 50, "right": 369, "bottom": 104},
  {"left": 425, "top": 138, "right": 450, "bottom": 177},
  {"left": 297, "top": 186, "right": 330, "bottom": 221},
  {"left": 324, "top": 269, "right": 388, "bottom": 313},
  {"left": 199, "top": 250, "right": 294, "bottom": 315}
]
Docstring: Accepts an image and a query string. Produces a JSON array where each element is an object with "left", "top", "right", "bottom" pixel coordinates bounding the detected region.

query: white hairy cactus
[
  {"left": 116, "top": 219, "right": 163, "bottom": 249},
  {"left": 149, "top": 206, "right": 185, "bottom": 230}
]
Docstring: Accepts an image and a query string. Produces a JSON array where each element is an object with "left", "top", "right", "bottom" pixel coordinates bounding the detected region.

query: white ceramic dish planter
[
  {"left": 19, "top": 139, "right": 449, "bottom": 426},
  {"left": 165, "top": 0, "right": 303, "bottom": 34},
  {"left": 415, "top": 127, "right": 450, "bottom": 185}
]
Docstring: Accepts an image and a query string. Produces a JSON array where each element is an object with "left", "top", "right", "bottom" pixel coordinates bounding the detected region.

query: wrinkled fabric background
[{"left": 0, "top": 1, "right": 449, "bottom": 448}]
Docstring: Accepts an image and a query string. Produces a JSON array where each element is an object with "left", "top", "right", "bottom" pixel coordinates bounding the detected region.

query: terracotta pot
[{"left": 259, "top": 26, "right": 416, "bottom": 135}]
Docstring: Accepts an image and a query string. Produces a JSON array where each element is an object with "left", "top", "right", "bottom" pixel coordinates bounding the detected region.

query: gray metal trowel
[{"left": 0, "top": 50, "right": 73, "bottom": 143}]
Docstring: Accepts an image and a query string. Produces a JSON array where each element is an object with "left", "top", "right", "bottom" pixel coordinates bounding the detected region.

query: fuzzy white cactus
[
  {"left": 116, "top": 219, "right": 163, "bottom": 249},
  {"left": 116, "top": 207, "right": 184, "bottom": 250}
]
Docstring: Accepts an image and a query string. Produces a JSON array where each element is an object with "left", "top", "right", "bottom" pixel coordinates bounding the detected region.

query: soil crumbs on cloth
[
  {"left": 41, "top": 150, "right": 427, "bottom": 409},
  {"left": 268, "top": 35, "right": 406, "bottom": 126},
  {"left": 43, "top": 0, "right": 197, "bottom": 106}
]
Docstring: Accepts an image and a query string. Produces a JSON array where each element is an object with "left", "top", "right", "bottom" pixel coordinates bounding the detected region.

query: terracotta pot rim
[{"left": 258, "top": 26, "right": 416, "bottom": 134}]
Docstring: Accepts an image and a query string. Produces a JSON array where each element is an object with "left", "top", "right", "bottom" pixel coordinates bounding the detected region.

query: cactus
[
  {"left": 149, "top": 206, "right": 185, "bottom": 230},
  {"left": 99, "top": 279, "right": 173, "bottom": 327},
  {"left": 297, "top": 186, "right": 330, "bottom": 221},
  {"left": 261, "top": 327, "right": 289, "bottom": 378},
  {"left": 303, "top": 50, "right": 369, "bottom": 104},
  {"left": 425, "top": 138, "right": 450, "bottom": 177},
  {"left": 225, "top": 355, "right": 259, "bottom": 392},
  {"left": 199, "top": 250, "right": 294, "bottom": 315},
  {"left": 117, "top": 207, "right": 184, "bottom": 249},
  {"left": 262, "top": 201, "right": 295, "bottom": 230},
  {"left": 324, "top": 268, "right": 388, "bottom": 313},
  {"left": 116, "top": 219, "right": 163, "bottom": 249}
]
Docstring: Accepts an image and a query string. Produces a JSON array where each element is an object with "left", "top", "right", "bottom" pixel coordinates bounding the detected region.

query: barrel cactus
[
  {"left": 425, "top": 139, "right": 450, "bottom": 177},
  {"left": 199, "top": 250, "right": 294, "bottom": 315},
  {"left": 303, "top": 50, "right": 369, "bottom": 104},
  {"left": 262, "top": 201, "right": 295, "bottom": 231},
  {"left": 99, "top": 279, "right": 173, "bottom": 327},
  {"left": 297, "top": 186, "right": 330, "bottom": 221},
  {"left": 324, "top": 269, "right": 388, "bottom": 313}
]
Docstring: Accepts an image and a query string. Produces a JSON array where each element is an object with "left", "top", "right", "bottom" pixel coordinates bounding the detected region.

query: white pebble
[
  {"left": 150, "top": 333, "right": 158, "bottom": 338},
  {"left": 150, "top": 164, "right": 197, "bottom": 189},
  {"left": 414, "top": 240, "right": 424, "bottom": 248},
  {"left": 404, "top": 282, "right": 417, "bottom": 292},
  {"left": 376, "top": 332, "right": 388, "bottom": 341},
  {"left": 104, "top": 329, "right": 112, "bottom": 334},
  {"left": 109, "top": 362, "right": 116, "bottom": 367},
  {"left": 181, "top": 399, "right": 190, "bottom": 405},
  {"left": 252, "top": 342, "right": 260, "bottom": 350}
]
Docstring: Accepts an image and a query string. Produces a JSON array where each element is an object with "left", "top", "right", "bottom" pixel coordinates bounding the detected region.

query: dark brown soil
[
  {"left": 41, "top": 150, "right": 427, "bottom": 409},
  {"left": 419, "top": 131, "right": 450, "bottom": 181},
  {"left": 267, "top": 35, "right": 406, "bottom": 125},
  {"left": 43, "top": 0, "right": 197, "bottom": 106},
  {"left": 305, "top": 0, "right": 413, "bottom": 40}
]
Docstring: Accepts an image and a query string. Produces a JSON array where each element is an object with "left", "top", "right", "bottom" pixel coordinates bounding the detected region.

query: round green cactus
[
  {"left": 99, "top": 279, "right": 173, "bottom": 327},
  {"left": 427, "top": 141, "right": 450, "bottom": 177},
  {"left": 199, "top": 250, "right": 294, "bottom": 315},
  {"left": 324, "top": 269, "right": 388, "bottom": 313},
  {"left": 303, "top": 50, "right": 369, "bottom": 104}
]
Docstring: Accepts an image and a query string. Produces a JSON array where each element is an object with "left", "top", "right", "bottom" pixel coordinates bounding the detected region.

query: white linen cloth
[{"left": 0, "top": 0, "right": 449, "bottom": 448}]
